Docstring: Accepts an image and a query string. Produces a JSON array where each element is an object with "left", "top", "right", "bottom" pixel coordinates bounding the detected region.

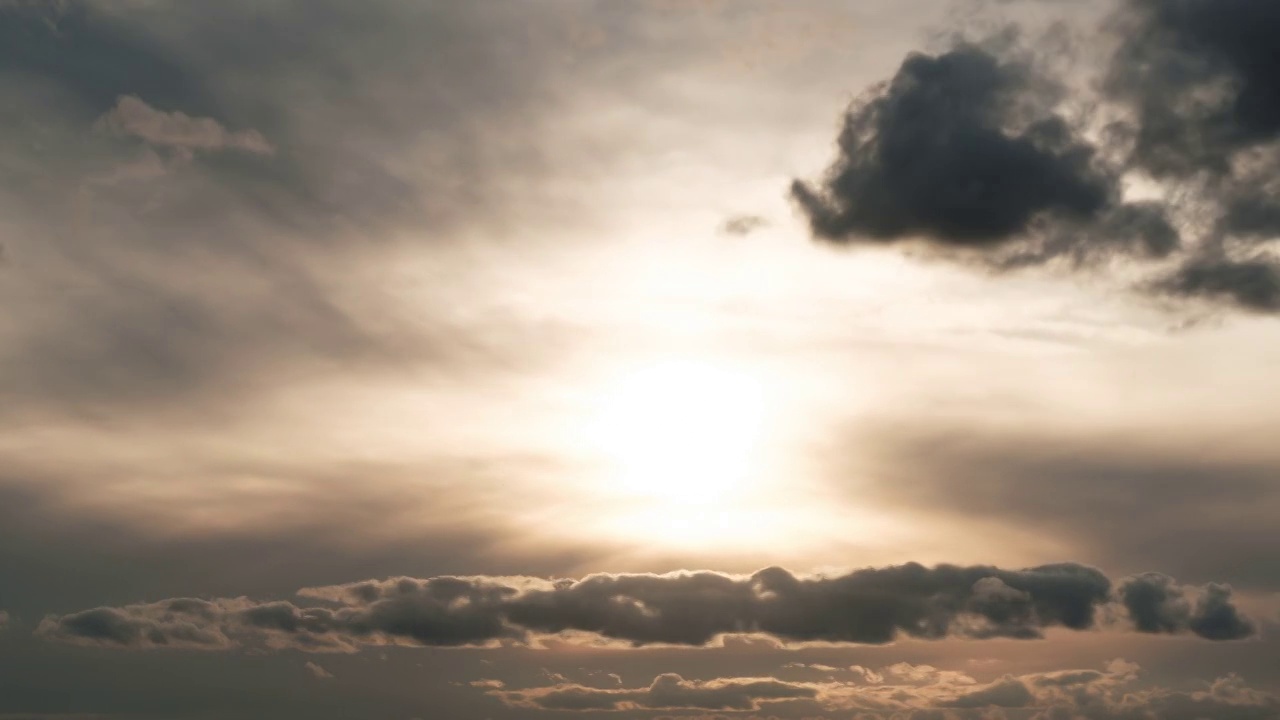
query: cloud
[
  {"left": 792, "top": 2, "right": 1280, "bottom": 315},
  {"left": 858, "top": 424, "right": 1280, "bottom": 592},
  {"left": 488, "top": 660, "right": 1280, "bottom": 718},
  {"left": 719, "top": 214, "right": 769, "bottom": 237},
  {"left": 791, "top": 43, "right": 1123, "bottom": 249},
  {"left": 1119, "top": 574, "right": 1257, "bottom": 641},
  {"left": 1105, "top": 0, "right": 1280, "bottom": 180},
  {"left": 303, "top": 661, "right": 333, "bottom": 680},
  {"left": 94, "top": 95, "right": 274, "bottom": 157},
  {"left": 1154, "top": 256, "right": 1280, "bottom": 312},
  {"left": 0, "top": 0, "right": 613, "bottom": 420},
  {"left": 0, "top": 610, "right": 8, "bottom": 631},
  {"left": 495, "top": 673, "right": 817, "bottom": 712},
  {"left": 36, "top": 599, "right": 238, "bottom": 650},
  {"left": 35, "top": 563, "right": 1256, "bottom": 652}
]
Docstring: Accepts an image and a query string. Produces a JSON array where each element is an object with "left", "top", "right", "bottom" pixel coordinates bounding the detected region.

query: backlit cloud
[{"left": 37, "top": 564, "right": 1255, "bottom": 652}]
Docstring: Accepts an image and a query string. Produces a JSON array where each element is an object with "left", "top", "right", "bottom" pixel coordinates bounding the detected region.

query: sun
[{"left": 586, "top": 359, "right": 766, "bottom": 505}]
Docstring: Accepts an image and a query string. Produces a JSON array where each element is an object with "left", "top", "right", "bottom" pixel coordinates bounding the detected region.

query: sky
[{"left": 1, "top": 0, "right": 1279, "bottom": 718}]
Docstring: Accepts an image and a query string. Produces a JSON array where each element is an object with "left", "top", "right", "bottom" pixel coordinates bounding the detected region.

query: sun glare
[{"left": 587, "top": 359, "right": 767, "bottom": 505}]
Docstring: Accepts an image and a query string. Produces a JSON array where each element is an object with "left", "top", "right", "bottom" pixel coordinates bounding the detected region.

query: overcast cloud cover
[{"left": 1, "top": 1, "right": 1278, "bottom": 719}]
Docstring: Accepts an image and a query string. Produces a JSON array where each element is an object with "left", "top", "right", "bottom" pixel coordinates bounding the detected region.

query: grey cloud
[
  {"left": 1154, "top": 256, "right": 1280, "bottom": 312},
  {"left": 792, "top": 2, "right": 1280, "bottom": 315},
  {"left": 790, "top": 42, "right": 1154, "bottom": 257},
  {"left": 1102, "top": 0, "right": 1280, "bottom": 312},
  {"left": 720, "top": 214, "right": 770, "bottom": 237},
  {"left": 1119, "top": 574, "right": 1257, "bottom": 642},
  {"left": 36, "top": 564, "right": 1255, "bottom": 652},
  {"left": 1105, "top": 0, "right": 1280, "bottom": 180},
  {"left": 39, "top": 600, "right": 236, "bottom": 650},
  {"left": 496, "top": 672, "right": 816, "bottom": 712}
]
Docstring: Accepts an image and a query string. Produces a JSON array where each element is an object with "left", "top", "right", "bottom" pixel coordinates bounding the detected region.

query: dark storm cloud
[
  {"left": 35, "top": 564, "right": 1255, "bottom": 652},
  {"left": 794, "top": 0, "right": 1280, "bottom": 314},
  {"left": 497, "top": 673, "right": 816, "bottom": 711}
]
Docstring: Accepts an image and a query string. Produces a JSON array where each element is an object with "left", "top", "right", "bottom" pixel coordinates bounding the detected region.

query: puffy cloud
[
  {"left": 1119, "top": 573, "right": 1257, "bottom": 640},
  {"left": 791, "top": 44, "right": 1124, "bottom": 250},
  {"left": 35, "top": 598, "right": 239, "bottom": 650},
  {"left": 793, "top": 1, "right": 1280, "bottom": 315},
  {"left": 36, "top": 563, "right": 1255, "bottom": 652}
]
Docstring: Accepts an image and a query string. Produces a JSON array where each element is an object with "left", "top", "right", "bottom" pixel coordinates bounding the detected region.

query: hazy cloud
[
  {"left": 720, "top": 214, "right": 770, "bottom": 237},
  {"left": 303, "top": 661, "right": 333, "bottom": 680},
  {"left": 860, "top": 426, "right": 1280, "bottom": 591},
  {"left": 94, "top": 94, "right": 274, "bottom": 157}
]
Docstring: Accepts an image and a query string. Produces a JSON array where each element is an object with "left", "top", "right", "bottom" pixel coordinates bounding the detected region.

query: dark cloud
[
  {"left": 35, "top": 564, "right": 1255, "bottom": 652},
  {"left": 792, "top": 1, "right": 1280, "bottom": 315},
  {"left": 1106, "top": 0, "right": 1280, "bottom": 179},
  {"left": 1120, "top": 574, "right": 1256, "bottom": 641},
  {"left": 790, "top": 42, "right": 1159, "bottom": 258},
  {"left": 1155, "top": 256, "right": 1280, "bottom": 312},
  {"left": 43, "top": 602, "right": 234, "bottom": 651},
  {"left": 497, "top": 672, "right": 816, "bottom": 711},
  {"left": 1102, "top": 0, "right": 1280, "bottom": 312}
]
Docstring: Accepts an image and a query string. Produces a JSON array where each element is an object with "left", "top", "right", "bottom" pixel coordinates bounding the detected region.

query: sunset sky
[{"left": 2, "top": 1, "right": 1279, "bottom": 718}]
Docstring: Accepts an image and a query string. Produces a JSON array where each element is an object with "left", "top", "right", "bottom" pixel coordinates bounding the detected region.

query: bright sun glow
[{"left": 587, "top": 359, "right": 767, "bottom": 505}]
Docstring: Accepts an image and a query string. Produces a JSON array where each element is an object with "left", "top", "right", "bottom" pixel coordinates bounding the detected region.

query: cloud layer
[
  {"left": 36, "top": 563, "right": 1255, "bottom": 652},
  {"left": 494, "top": 659, "right": 1280, "bottom": 718}
]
